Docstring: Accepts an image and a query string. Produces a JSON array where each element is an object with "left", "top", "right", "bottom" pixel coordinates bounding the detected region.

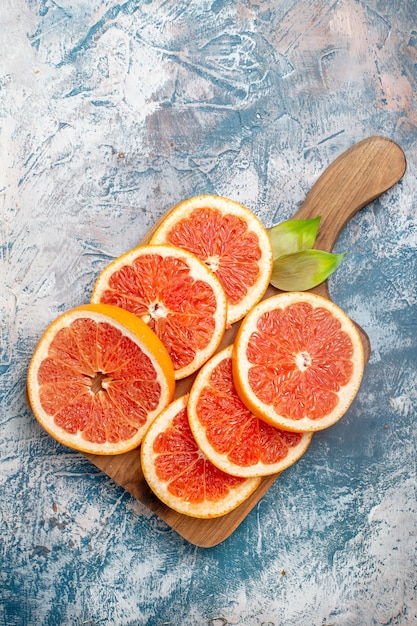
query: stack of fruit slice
[
  {"left": 27, "top": 194, "right": 365, "bottom": 519},
  {"left": 140, "top": 395, "right": 262, "bottom": 519},
  {"left": 90, "top": 243, "right": 228, "bottom": 380},
  {"left": 149, "top": 194, "right": 274, "bottom": 325}
]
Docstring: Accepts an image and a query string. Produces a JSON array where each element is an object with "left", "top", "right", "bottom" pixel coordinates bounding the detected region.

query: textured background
[{"left": 1, "top": 1, "right": 416, "bottom": 625}]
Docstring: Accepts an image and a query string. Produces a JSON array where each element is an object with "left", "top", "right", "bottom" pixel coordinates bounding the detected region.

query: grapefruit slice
[
  {"left": 91, "top": 244, "right": 227, "bottom": 380},
  {"left": 140, "top": 395, "right": 261, "bottom": 518},
  {"left": 149, "top": 194, "right": 273, "bottom": 325},
  {"left": 27, "top": 304, "right": 175, "bottom": 455},
  {"left": 233, "top": 292, "right": 365, "bottom": 432},
  {"left": 187, "top": 346, "right": 312, "bottom": 477}
]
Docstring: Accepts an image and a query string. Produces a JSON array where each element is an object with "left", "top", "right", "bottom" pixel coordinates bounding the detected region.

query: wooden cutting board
[{"left": 83, "top": 136, "right": 406, "bottom": 547}]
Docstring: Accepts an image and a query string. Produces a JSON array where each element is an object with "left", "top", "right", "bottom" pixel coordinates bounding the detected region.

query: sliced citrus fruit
[
  {"left": 187, "top": 346, "right": 312, "bottom": 477},
  {"left": 27, "top": 303, "right": 175, "bottom": 455},
  {"left": 233, "top": 292, "right": 365, "bottom": 432},
  {"left": 140, "top": 395, "right": 261, "bottom": 518},
  {"left": 91, "top": 244, "right": 227, "bottom": 380},
  {"left": 149, "top": 194, "right": 273, "bottom": 325}
]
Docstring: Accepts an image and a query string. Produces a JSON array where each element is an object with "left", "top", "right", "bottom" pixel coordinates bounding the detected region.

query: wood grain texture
[{"left": 84, "top": 136, "right": 406, "bottom": 547}]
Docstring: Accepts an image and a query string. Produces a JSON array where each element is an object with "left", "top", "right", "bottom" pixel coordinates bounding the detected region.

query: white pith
[
  {"left": 204, "top": 255, "right": 221, "bottom": 273},
  {"left": 295, "top": 351, "right": 312, "bottom": 371},
  {"left": 149, "top": 302, "right": 168, "bottom": 319}
]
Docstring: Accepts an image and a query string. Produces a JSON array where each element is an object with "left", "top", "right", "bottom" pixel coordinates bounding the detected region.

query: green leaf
[
  {"left": 270, "top": 250, "right": 346, "bottom": 291},
  {"left": 268, "top": 217, "right": 321, "bottom": 259}
]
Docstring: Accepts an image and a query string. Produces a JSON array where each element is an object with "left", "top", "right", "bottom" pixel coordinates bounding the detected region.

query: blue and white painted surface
[{"left": 1, "top": 1, "right": 416, "bottom": 624}]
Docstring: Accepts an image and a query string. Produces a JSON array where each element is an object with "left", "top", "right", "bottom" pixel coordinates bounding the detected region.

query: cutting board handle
[{"left": 293, "top": 136, "right": 406, "bottom": 252}]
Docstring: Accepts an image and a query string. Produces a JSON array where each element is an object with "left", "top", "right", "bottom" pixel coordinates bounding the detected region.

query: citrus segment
[
  {"left": 91, "top": 244, "right": 227, "bottom": 380},
  {"left": 233, "top": 292, "right": 365, "bottom": 432},
  {"left": 27, "top": 304, "right": 175, "bottom": 454},
  {"left": 150, "top": 195, "right": 273, "bottom": 324},
  {"left": 188, "top": 346, "right": 312, "bottom": 477},
  {"left": 140, "top": 395, "right": 261, "bottom": 518}
]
